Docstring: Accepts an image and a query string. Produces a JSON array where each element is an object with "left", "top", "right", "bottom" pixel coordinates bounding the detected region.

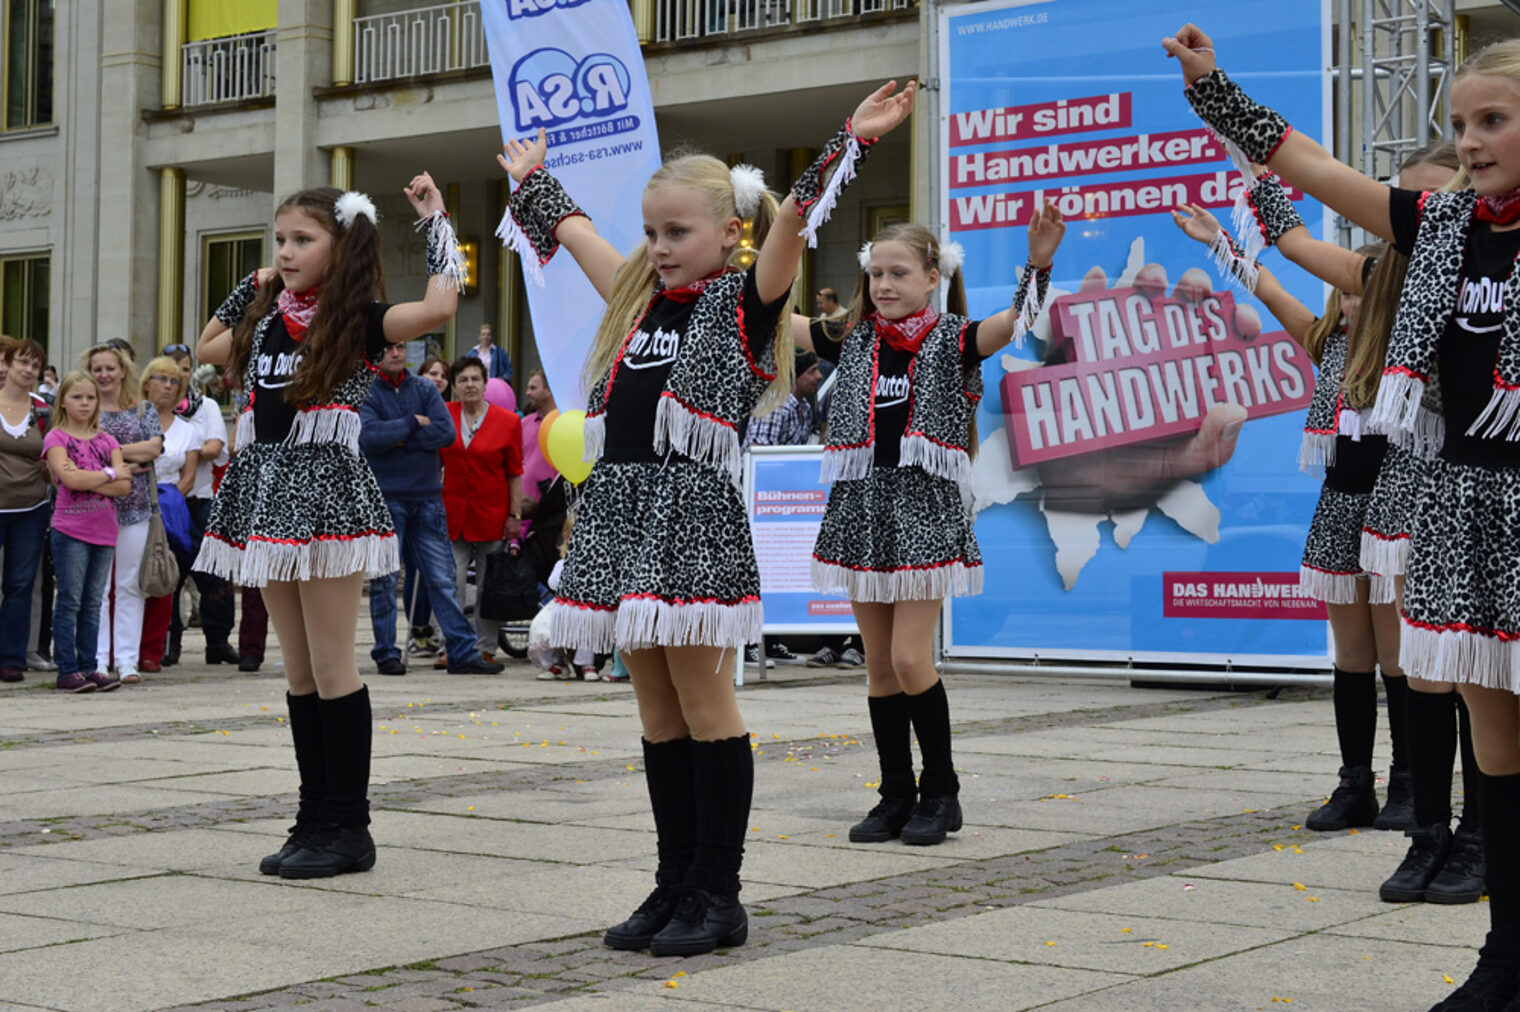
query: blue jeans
[
  {"left": 368, "top": 497, "right": 478, "bottom": 664},
  {"left": 0, "top": 503, "right": 50, "bottom": 668},
  {"left": 50, "top": 530, "right": 114, "bottom": 676}
]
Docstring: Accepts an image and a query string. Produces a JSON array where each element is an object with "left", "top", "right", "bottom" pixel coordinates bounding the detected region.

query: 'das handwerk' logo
[
  {"left": 511, "top": 47, "right": 631, "bottom": 132},
  {"left": 504, "top": 0, "right": 592, "bottom": 18}
]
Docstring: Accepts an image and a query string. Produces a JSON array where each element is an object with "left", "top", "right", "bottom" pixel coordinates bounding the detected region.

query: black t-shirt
[
  {"left": 1324, "top": 433, "right": 1388, "bottom": 495},
  {"left": 816, "top": 318, "right": 985, "bottom": 467},
  {"left": 1390, "top": 188, "right": 1520, "bottom": 468},
  {"left": 602, "top": 271, "right": 787, "bottom": 463},
  {"left": 252, "top": 303, "right": 391, "bottom": 444}
]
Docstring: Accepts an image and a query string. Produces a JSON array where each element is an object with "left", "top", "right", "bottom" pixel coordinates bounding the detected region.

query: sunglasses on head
[{"left": 163, "top": 343, "right": 191, "bottom": 355}]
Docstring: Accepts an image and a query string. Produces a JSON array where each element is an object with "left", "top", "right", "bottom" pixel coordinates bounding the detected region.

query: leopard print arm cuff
[
  {"left": 792, "top": 120, "right": 877, "bottom": 248},
  {"left": 416, "top": 210, "right": 467, "bottom": 293},
  {"left": 1008, "top": 262, "right": 1052, "bottom": 347},
  {"left": 497, "top": 167, "right": 587, "bottom": 286},
  {"left": 1246, "top": 172, "right": 1304, "bottom": 248},
  {"left": 214, "top": 271, "right": 260, "bottom": 329},
  {"left": 1185, "top": 69, "right": 1292, "bottom": 165}
]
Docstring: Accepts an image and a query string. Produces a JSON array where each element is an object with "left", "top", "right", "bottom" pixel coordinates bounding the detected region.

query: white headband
[
  {"left": 334, "top": 190, "right": 378, "bottom": 229},
  {"left": 729, "top": 164, "right": 766, "bottom": 219}
]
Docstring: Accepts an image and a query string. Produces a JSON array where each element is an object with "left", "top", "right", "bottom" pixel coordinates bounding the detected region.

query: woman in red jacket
[{"left": 441, "top": 357, "right": 522, "bottom": 664}]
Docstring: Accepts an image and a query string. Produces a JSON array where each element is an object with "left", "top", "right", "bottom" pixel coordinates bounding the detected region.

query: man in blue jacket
[{"left": 360, "top": 343, "right": 503, "bottom": 676}]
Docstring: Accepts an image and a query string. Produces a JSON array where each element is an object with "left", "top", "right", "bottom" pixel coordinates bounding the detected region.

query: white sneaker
[
  {"left": 118, "top": 667, "right": 142, "bottom": 684},
  {"left": 26, "top": 651, "right": 57, "bottom": 672}
]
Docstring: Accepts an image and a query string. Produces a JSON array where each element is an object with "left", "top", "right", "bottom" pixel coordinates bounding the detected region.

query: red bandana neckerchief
[
  {"left": 277, "top": 286, "right": 321, "bottom": 340},
  {"left": 655, "top": 269, "right": 728, "bottom": 305},
  {"left": 1475, "top": 187, "right": 1520, "bottom": 226},
  {"left": 872, "top": 305, "right": 940, "bottom": 355}
]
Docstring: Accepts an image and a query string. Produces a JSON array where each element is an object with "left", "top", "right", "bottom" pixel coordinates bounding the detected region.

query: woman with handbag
[
  {"left": 439, "top": 357, "right": 522, "bottom": 667},
  {"left": 83, "top": 344, "right": 163, "bottom": 684},
  {"left": 138, "top": 357, "right": 198, "bottom": 672}
]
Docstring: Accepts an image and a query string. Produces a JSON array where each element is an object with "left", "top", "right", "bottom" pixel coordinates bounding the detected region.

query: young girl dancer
[
  {"left": 43, "top": 372, "right": 130, "bottom": 693},
  {"left": 1166, "top": 29, "right": 1520, "bottom": 1007},
  {"left": 796, "top": 210, "right": 1064, "bottom": 847},
  {"left": 497, "top": 81, "right": 915, "bottom": 955},
  {"left": 195, "top": 173, "right": 463, "bottom": 879}
]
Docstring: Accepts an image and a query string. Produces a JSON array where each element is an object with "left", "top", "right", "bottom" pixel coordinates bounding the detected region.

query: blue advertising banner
[
  {"left": 745, "top": 447, "right": 857, "bottom": 635},
  {"left": 480, "top": 0, "right": 664, "bottom": 409},
  {"left": 939, "top": 0, "right": 1332, "bottom": 664}
]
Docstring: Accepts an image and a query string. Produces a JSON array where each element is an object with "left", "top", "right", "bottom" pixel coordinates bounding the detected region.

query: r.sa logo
[{"left": 510, "top": 48, "right": 631, "bottom": 132}]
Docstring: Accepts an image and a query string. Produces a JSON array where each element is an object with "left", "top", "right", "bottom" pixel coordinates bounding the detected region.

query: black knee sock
[
  {"left": 1479, "top": 772, "right": 1520, "bottom": 957},
  {"left": 319, "top": 685, "right": 372, "bottom": 828},
  {"left": 907, "top": 680, "right": 959, "bottom": 798},
  {"left": 868, "top": 693, "right": 915, "bottom": 800},
  {"left": 643, "top": 737, "right": 694, "bottom": 888},
  {"left": 1405, "top": 686, "right": 1457, "bottom": 827},
  {"left": 1459, "top": 696, "right": 1481, "bottom": 829},
  {"left": 1381, "top": 672, "right": 1409, "bottom": 772},
  {"left": 287, "top": 691, "right": 327, "bottom": 825},
  {"left": 1332, "top": 668, "right": 1377, "bottom": 770},
  {"left": 686, "top": 735, "right": 752, "bottom": 898}
]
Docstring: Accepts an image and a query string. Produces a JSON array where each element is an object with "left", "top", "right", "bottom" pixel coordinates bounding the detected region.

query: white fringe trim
[
  {"left": 549, "top": 600, "right": 617, "bottom": 653},
  {"left": 797, "top": 133, "right": 864, "bottom": 249},
  {"left": 1011, "top": 266, "right": 1046, "bottom": 349},
  {"left": 234, "top": 409, "right": 254, "bottom": 452},
  {"left": 416, "top": 210, "right": 468, "bottom": 293},
  {"left": 495, "top": 206, "right": 545, "bottom": 288},
  {"left": 1359, "top": 530, "right": 1409, "bottom": 579},
  {"left": 1368, "top": 574, "right": 1396, "bottom": 605},
  {"left": 194, "top": 531, "right": 398, "bottom": 587},
  {"left": 811, "top": 556, "right": 984, "bottom": 602},
  {"left": 1467, "top": 387, "right": 1520, "bottom": 441},
  {"left": 1207, "top": 229, "right": 1259, "bottom": 293},
  {"left": 1337, "top": 407, "right": 1366, "bottom": 440},
  {"left": 582, "top": 412, "right": 606, "bottom": 463},
  {"left": 820, "top": 443, "right": 874, "bottom": 485},
  {"left": 1298, "top": 430, "right": 1336, "bottom": 473},
  {"left": 1369, "top": 371, "right": 1427, "bottom": 437},
  {"left": 653, "top": 397, "right": 742, "bottom": 486},
  {"left": 1400, "top": 620, "right": 1520, "bottom": 691},
  {"left": 1199, "top": 126, "right": 1266, "bottom": 265},
  {"left": 286, "top": 407, "right": 362, "bottom": 454},
  {"left": 899, "top": 433, "right": 974, "bottom": 508},
  {"left": 1298, "top": 564, "right": 1364, "bottom": 605},
  {"left": 1384, "top": 405, "right": 1446, "bottom": 461},
  {"left": 614, "top": 596, "right": 762, "bottom": 651}
]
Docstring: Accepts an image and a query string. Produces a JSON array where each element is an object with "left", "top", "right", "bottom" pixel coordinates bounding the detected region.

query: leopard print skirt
[
  {"left": 195, "top": 442, "right": 398, "bottom": 587},
  {"left": 1359, "top": 441, "right": 1425, "bottom": 580},
  {"left": 812, "top": 465, "right": 983, "bottom": 602},
  {"left": 1401, "top": 457, "right": 1520, "bottom": 690},
  {"left": 551, "top": 459, "right": 762, "bottom": 652},
  {"left": 1300, "top": 484, "right": 1392, "bottom": 605}
]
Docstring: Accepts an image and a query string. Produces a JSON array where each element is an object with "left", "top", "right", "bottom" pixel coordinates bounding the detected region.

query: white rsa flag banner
[{"left": 480, "top": 0, "right": 663, "bottom": 408}]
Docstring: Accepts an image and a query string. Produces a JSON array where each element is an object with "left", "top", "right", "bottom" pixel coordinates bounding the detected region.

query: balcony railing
[
  {"left": 653, "top": 0, "right": 913, "bottom": 44},
  {"left": 354, "top": 0, "right": 489, "bottom": 85},
  {"left": 181, "top": 31, "right": 276, "bottom": 107}
]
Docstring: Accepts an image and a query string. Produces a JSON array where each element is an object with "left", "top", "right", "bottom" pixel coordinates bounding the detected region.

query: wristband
[
  {"left": 1185, "top": 69, "right": 1293, "bottom": 166},
  {"left": 103, "top": 466, "right": 117, "bottom": 481},
  {"left": 415, "top": 209, "right": 468, "bottom": 293},
  {"left": 496, "top": 167, "right": 587, "bottom": 288},
  {"left": 1245, "top": 172, "right": 1304, "bottom": 249},
  {"left": 1008, "top": 260, "right": 1052, "bottom": 349},
  {"left": 792, "top": 119, "right": 876, "bottom": 248}
]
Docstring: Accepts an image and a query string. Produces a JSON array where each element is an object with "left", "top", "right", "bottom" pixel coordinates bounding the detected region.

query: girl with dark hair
[
  {"left": 792, "top": 212, "right": 1065, "bottom": 848},
  {"left": 194, "top": 174, "right": 463, "bottom": 879}
]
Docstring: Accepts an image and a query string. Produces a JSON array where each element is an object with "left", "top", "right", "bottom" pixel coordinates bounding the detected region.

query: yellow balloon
[
  {"left": 545, "top": 408, "right": 593, "bottom": 484},
  {"left": 536, "top": 408, "right": 559, "bottom": 460}
]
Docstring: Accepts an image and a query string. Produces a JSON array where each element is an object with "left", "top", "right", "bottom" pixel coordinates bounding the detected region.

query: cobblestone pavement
[{"left": 0, "top": 634, "right": 1483, "bottom": 1011}]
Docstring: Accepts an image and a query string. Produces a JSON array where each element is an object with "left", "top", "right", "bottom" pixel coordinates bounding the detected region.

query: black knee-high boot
[
  {"left": 850, "top": 693, "right": 916, "bottom": 843},
  {"left": 604, "top": 737, "right": 693, "bottom": 950},
  {"left": 1379, "top": 686, "right": 1455, "bottom": 901},
  {"left": 1376, "top": 672, "right": 1414, "bottom": 829},
  {"left": 649, "top": 735, "right": 751, "bottom": 957},
  {"left": 1428, "top": 696, "right": 1485, "bottom": 904},
  {"left": 902, "top": 680, "right": 962, "bottom": 846},
  {"left": 259, "top": 691, "right": 326, "bottom": 875},
  {"left": 1433, "top": 772, "right": 1520, "bottom": 1009},
  {"left": 1307, "top": 668, "right": 1379, "bottom": 831},
  {"left": 282, "top": 686, "right": 376, "bottom": 879}
]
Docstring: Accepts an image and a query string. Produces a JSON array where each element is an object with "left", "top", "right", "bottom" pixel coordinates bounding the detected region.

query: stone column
[
  {"left": 273, "top": 0, "right": 333, "bottom": 203},
  {"left": 157, "top": 166, "right": 185, "bottom": 350},
  {"left": 161, "top": 0, "right": 186, "bottom": 109},
  {"left": 330, "top": 145, "right": 354, "bottom": 190},
  {"left": 332, "top": 0, "right": 356, "bottom": 87}
]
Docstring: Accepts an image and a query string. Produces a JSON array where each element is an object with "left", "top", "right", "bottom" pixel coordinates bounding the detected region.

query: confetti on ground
[
  {"left": 1044, "top": 941, "right": 1057, "bottom": 946},
  {"left": 1444, "top": 974, "right": 1455, "bottom": 985},
  {"left": 1182, "top": 884, "right": 1195, "bottom": 891},
  {"left": 1292, "top": 883, "right": 1307, "bottom": 891}
]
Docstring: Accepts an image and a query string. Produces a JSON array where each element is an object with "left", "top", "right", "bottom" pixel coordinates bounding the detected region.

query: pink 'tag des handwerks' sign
[{"left": 1000, "top": 286, "right": 1314, "bottom": 468}]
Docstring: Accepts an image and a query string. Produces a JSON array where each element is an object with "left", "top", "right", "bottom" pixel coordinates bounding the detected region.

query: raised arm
[
  {"left": 1163, "top": 25, "right": 1394, "bottom": 242},
  {"left": 198, "top": 267, "right": 276, "bottom": 367},
  {"left": 976, "top": 199, "right": 1065, "bottom": 356},
  {"left": 497, "top": 131, "right": 626, "bottom": 300},
  {"left": 383, "top": 172, "right": 462, "bottom": 342},
  {"left": 753, "top": 81, "right": 917, "bottom": 305}
]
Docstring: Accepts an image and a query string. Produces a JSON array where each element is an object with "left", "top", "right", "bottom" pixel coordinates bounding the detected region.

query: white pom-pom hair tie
[
  {"left": 334, "top": 191, "right": 378, "bottom": 229},
  {"left": 934, "top": 240, "right": 965, "bottom": 277},
  {"left": 857, "top": 241, "right": 874, "bottom": 272},
  {"left": 729, "top": 164, "right": 766, "bottom": 219}
]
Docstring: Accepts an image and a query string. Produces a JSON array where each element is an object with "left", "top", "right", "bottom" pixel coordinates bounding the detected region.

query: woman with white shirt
[
  {"left": 164, "top": 346, "right": 235, "bottom": 667},
  {"left": 136, "top": 357, "right": 198, "bottom": 673}
]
